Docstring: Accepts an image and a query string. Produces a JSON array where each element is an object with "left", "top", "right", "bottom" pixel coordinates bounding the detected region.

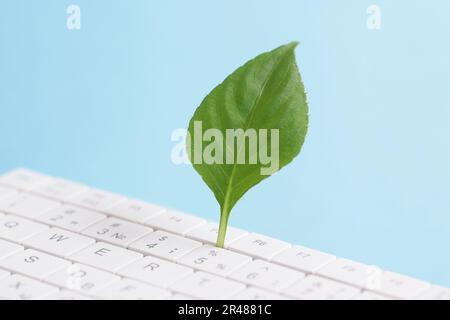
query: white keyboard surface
[{"left": 0, "top": 168, "right": 448, "bottom": 300}]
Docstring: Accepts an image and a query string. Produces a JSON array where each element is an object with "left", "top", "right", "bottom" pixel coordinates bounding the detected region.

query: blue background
[{"left": 1, "top": 1, "right": 450, "bottom": 286}]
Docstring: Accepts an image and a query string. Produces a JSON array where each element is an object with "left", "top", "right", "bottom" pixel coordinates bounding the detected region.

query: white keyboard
[{"left": 0, "top": 168, "right": 449, "bottom": 300}]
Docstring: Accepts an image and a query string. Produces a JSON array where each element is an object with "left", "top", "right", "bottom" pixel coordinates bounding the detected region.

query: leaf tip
[{"left": 286, "top": 41, "right": 299, "bottom": 50}]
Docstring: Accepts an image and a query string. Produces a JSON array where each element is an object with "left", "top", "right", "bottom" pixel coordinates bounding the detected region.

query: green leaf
[{"left": 187, "top": 42, "right": 309, "bottom": 247}]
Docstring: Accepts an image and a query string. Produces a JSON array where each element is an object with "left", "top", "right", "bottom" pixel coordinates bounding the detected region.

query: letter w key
[{"left": 24, "top": 227, "right": 94, "bottom": 258}]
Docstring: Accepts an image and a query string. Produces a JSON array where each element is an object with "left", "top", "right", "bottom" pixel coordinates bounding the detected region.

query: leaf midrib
[{"left": 221, "top": 50, "right": 291, "bottom": 211}]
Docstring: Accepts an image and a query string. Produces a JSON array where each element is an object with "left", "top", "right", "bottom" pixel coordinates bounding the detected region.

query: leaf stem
[{"left": 216, "top": 205, "right": 230, "bottom": 248}]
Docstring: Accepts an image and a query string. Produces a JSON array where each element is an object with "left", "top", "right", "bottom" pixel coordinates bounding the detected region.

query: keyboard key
[
  {"left": 186, "top": 222, "right": 248, "bottom": 247},
  {"left": 106, "top": 199, "right": 166, "bottom": 223},
  {"left": 170, "top": 271, "right": 245, "bottom": 299},
  {"left": 118, "top": 255, "right": 193, "bottom": 288},
  {"left": 0, "top": 193, "right": 60, "bottom": 219},
  {"left": 145, "top": 210, "right": 206, "bottom": 235},
  {"left": 96, "top": 278, "right": 171, "bottom": 300},
  {"left": 0, "top": 215, "right": 48, "bottom": 243},
  {"left": 178, "top": 245, "right": 251, "bottom": 276},
  {"left": 272, "top": 245, "right": 336, "bottom": 273},
  {"left": 0, "top": 185, "right": 17, "bottom": 200},
  {"left": 0, "top": 274, "right": 58, "bottom": 299},
  {"left": 0, "top": 269, "right": 10, "bottom": 280},
  {"left": 0, "top": 169, "right": 50, "bottom": 190},
  {"left": 24, "top": 227, "right": 94, "bottom": 258},
  {"left": 230, "top": 259, "right": 305, "bottom": 292},
  {"left": 353, "top": 291, "right": 390, "bottom": 300},
  {"left": 46, "top": 263, "right": 120, "bottom": 294},
  {"left": 231, "top": 287, "right": 288, "bottom": 300},
  {"left": 68, "top": 189, "right": 125, "bottom": 212},
  {"left": 228, "top": 233, "right": 290, "bottom": 260},
  {"left": 366, "top": 271, "right": 429, "bottom": 299},
  {"left": 0, "top": 249, "right": 70, "bottom": 280},
  {"left": 0, "top": 239, "right": 23, "bottom": 259},
  {"left": 284, "top": 275, "right": 360, "bottom": 300},
  {"left": 70, "top": 242, "right": 142, "bottom": 272},
  {"left": 82, "top": 217, "right": 152, "bottom": 247},
  {"left": 129, "top": 230, "right": 202, "bottom": 261},
  {"left": 316, "top": 258, "right": 379, "bottom": 287},
  {"left": 46, "top": 289, "right": 92, "bottom": 300},
  {"left": 416, "top": 285, "right": 450, "bottom": 300},
  {"left": 31, "top": 178, "right": 89, "bottom": 201},
  {"left": 37, "top": 205, "right": 106, "bottom": 232}
]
